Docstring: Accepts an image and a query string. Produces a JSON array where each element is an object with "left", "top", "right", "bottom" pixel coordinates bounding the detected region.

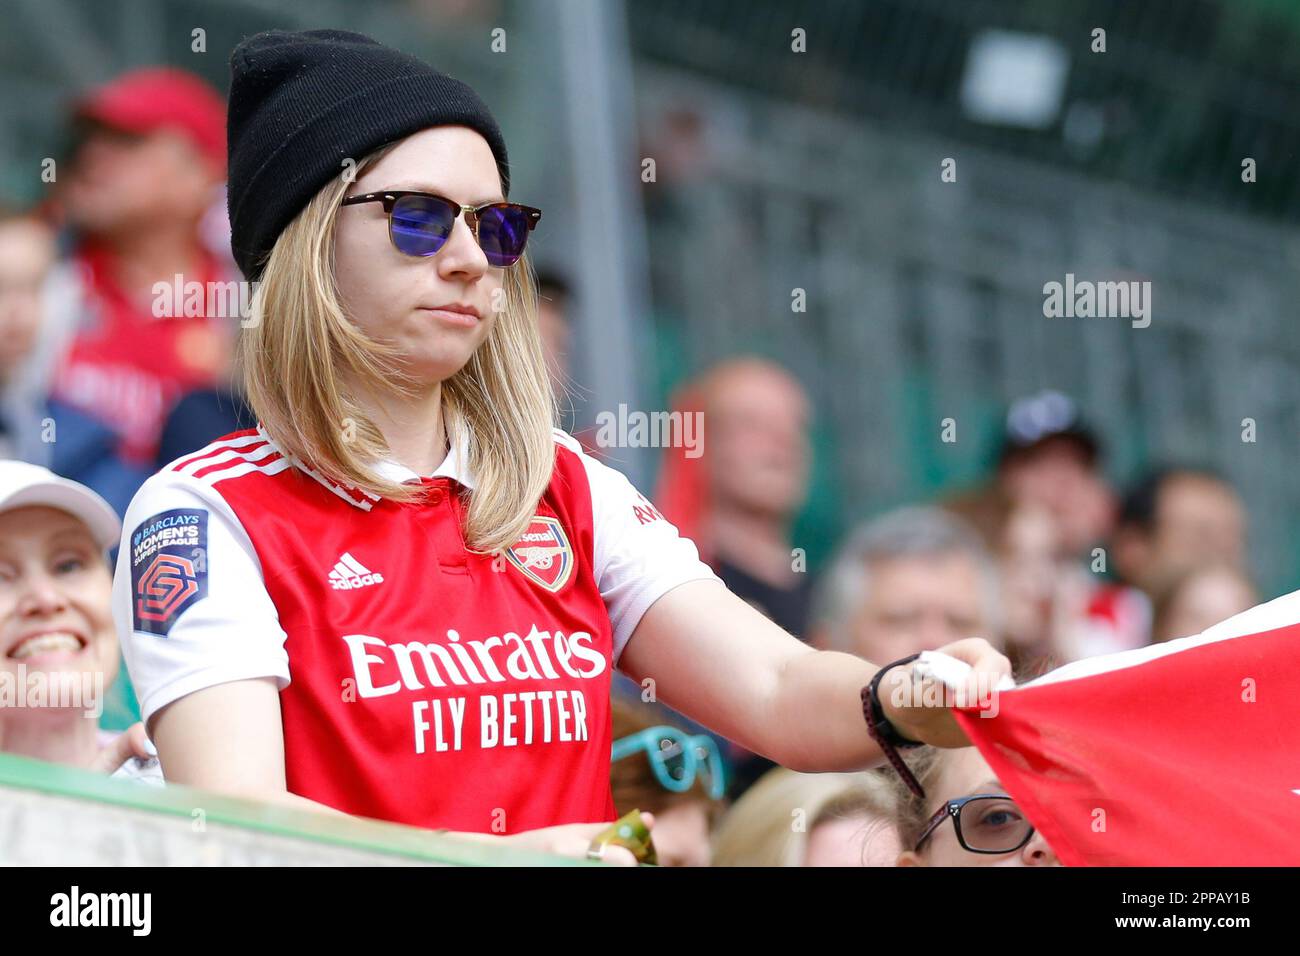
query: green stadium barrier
[{"left": 0, "top": 751, "right": 587, "bottom": 866}]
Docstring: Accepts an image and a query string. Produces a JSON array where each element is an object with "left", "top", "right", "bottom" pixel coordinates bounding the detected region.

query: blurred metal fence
[
  {"left": 634, "top": 63, "right": 1300, "bottom": 595},
  {"left": 628, "top": 0, "right": 1300, "bottom": 223}
]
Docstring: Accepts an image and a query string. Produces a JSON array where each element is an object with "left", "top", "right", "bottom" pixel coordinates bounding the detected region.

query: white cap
[{"left": 0, "top": 460, "right": 121, "bottom": 550}]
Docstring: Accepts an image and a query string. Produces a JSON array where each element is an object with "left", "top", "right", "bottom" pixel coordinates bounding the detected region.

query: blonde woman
[
  {"left": 111, "top": 29, "right": 1010, "bottom": 865},
  {"left": 710, "top": 767, "right": 901, "bottom": 866}
]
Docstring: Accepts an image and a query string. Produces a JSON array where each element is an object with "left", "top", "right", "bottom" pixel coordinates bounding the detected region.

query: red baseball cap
[{"left": 73, "top": 67, "right": 227, "bottom": 175}]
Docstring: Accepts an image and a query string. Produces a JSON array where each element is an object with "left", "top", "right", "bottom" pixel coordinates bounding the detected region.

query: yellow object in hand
[{"left": 587, "top": 809, "right": 658, "bottom": 865}]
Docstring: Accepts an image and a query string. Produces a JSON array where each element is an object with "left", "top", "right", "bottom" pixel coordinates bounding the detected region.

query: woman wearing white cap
[{"left": 0, "top": 460, "right": 152, "bottom": 773}]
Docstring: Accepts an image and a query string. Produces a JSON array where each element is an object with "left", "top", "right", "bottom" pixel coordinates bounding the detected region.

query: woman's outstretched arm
[{"left": 617, "top": 578, "right": 1011, "bottom": 772}]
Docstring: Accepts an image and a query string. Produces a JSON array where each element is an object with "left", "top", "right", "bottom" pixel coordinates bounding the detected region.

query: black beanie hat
[{"left": 226, "top": 28, "right": 511, "bottom": 281}]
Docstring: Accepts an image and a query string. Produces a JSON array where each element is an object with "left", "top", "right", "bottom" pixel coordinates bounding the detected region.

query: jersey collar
[
  {"left": 372, "top": 430, "right": 476, "bottom": 492},
  {"left": 260, "top": 424, "right": 476, "bottom": 511}
]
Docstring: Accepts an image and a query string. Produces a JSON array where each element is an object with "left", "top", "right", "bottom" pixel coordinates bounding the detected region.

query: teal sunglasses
[{"left": 611, "top": 725, "right": 727, "bottom": 800}]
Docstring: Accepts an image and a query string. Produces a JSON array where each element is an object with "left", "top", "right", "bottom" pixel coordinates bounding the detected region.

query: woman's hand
[
  {"left": 502, "top": 812, "right": 656, "bottom": 866},
  {"left": 90, "top": 722, "right": 152, "bottom": 774},
  {"left": 878, "top": 638, "right": 1012, "bottom": 748}
]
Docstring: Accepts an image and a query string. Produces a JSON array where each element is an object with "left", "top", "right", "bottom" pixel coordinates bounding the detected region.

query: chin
[{"left": 398, "top": 350, "right": 477, "bottom": 385}]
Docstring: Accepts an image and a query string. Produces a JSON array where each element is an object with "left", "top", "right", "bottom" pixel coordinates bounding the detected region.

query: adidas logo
[{"left": 329, "top": 552, "right": 385, "bottom": 590}]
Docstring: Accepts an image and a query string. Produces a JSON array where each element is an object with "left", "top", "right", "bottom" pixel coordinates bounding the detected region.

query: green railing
[{"left": 0, "top": 751, "right": 587, "bottom": 866}]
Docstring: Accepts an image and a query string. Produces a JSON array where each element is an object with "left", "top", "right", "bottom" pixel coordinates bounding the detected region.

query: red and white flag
[{"left": 955, "top": 590, "right": 1300, "bottom": 866}]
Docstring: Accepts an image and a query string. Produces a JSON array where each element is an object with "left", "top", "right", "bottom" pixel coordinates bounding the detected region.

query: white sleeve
[
  {"left": 112, "top": 471, "right": 290, "bottom": 731},
  {"left": 555, "top": 431, "right": 722, "bottom": 664}
]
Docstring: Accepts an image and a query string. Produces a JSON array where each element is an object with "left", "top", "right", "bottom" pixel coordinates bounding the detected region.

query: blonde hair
[
  {"left": 877, "top": 746, "right": 949, "bottom": 850},
  {"left": 710, "top": 767, "right": 897, "bottom": 866},
  {"left": 238, "top": 142, "right": 557, "bottom": 554}
]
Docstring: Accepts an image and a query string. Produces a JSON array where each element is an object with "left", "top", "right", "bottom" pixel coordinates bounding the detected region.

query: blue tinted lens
[
  {"left": 477, "top": 205, "right": 530, "bottom": 266},
  {"left": 390, "top": 195, "right": 456, "bottom": 256}
]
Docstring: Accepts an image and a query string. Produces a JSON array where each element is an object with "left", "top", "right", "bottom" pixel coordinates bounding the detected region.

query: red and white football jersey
[{"left": 112, "top": 426, "right": 720, "bottom": 833}]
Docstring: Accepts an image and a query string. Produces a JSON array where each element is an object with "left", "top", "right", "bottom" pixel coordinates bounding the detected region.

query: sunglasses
[
  {"left": 341, "top": 189, "right": 542, "bottom": 267},
  {"left": 611, "top": 726, "right": 727, "bottom": 800},
  {"left": 913, "top": 794, "right": 1036, "bottom": 855}
]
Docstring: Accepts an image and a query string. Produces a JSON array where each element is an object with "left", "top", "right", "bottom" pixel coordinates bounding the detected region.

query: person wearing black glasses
[
  {"left": 885, "top": 746, "right": 1059, "bottom": 867},
  {"left": 112, "top": 29, "right": 1011, "bottom": 867}
]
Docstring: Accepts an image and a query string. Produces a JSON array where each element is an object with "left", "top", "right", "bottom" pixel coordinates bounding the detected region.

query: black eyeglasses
[
  {"left": 341, "top": 189, "right": 542, "bottom": 267},
  {"left": 914, "top": 794, "right": 1035, "bottom": 854}
]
